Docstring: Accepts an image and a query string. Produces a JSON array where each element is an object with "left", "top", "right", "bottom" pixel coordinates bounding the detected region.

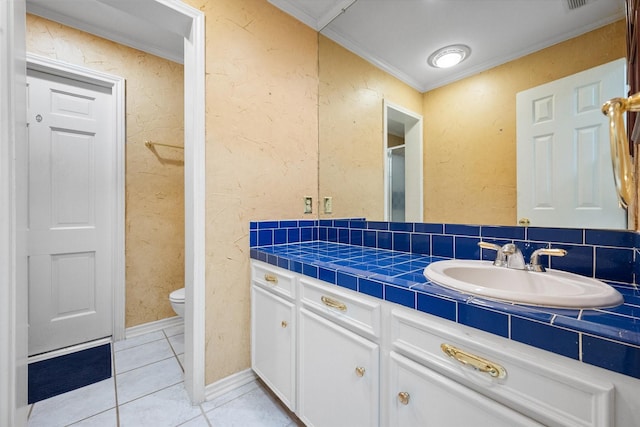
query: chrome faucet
[
  {"left": 479, "top": 242, "right": 568, "bottom": 272},
  {"left": 501, "top": 243, "right": 526, "bottom": 270},
  {"left": 478, "top": 241, "right": 507, "bottom": 267},
  {"left": 526, "top": 248, "right": 567, "bottom": 272},
  {"left": 478, "top": 242, "right": 525, "bottom": 269}
]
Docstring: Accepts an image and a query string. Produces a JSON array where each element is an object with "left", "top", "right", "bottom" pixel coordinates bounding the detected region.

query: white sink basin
[{"left": 423, "top": 260, "right": 624, "bottom": 309}]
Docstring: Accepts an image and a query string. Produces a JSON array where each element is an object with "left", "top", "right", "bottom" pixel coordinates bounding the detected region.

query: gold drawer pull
[
  {"left": 281, "top": 320, "right": 288, "bottom": 328},
  {"left": 355, "top": 366, "right": 365, "bottom": 377},
  {"left": 321, "top": 296, "right": 347, "bottom": 311},
  {"left": 264, "top": 273, "right": 278, "bottom": 284},
  {"left": 398, "top": 392, "right": 410, "bottom": 405},
  {"left": 441, "top": 343, "right": 506, "bottom": 379}
]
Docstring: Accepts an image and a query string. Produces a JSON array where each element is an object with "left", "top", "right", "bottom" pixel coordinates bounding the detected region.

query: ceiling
[
  {"left": 269, "top": 0, "right": 626, "bottom": 92},
  {"left": 26, "top": 0, "right": 189, "bottom": 63},
  {"left": 26, "top": 0, "right": 625, "bottom": 92}
]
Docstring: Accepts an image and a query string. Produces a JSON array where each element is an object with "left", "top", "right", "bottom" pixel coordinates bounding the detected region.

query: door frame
[
  {"left": 2, "top": 1, "right": 206, "bottom": 423},
  {"left": 26, "top": 53, "right": 126, "bottom": 345},
  {"left": 1, "top": 0, "right": 28, "bottom": 424}
]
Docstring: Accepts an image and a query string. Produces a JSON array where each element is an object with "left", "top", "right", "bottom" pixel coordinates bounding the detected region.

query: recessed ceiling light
[{"left": 428, "top": 44, "right": 471, "bottom": 68}]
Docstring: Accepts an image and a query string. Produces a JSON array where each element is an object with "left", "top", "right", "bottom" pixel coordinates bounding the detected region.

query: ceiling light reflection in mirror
[{"left": 428, "top": 45, "right": 470, "bottom": 69}]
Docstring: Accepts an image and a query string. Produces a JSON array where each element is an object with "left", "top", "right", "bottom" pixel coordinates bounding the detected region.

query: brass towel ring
[{"left": 602, "top": 92, "right": 640, "bottom": 209}]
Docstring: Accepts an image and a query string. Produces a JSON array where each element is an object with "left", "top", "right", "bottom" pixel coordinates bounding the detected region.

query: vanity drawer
[
  {"left": 251, "top": 261, "right": 296, "bottom": 300},
  {"left": 300, "top": 277, "right": 381, "bottom": 339},
  {"left": 391, "top": 308, "right": 614, "bottom": 427}
]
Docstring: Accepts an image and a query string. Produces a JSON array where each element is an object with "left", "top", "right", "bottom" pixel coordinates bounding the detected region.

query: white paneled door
[
  {"left": 27, "top": 69, "right": 114, "bottom": 356},
  {"left": 517, "top": 58, "right": 627, "bottom": 229}
]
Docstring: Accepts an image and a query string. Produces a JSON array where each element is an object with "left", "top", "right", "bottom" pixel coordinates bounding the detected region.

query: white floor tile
[
  {"left": 204, "top": 386, "right": 294, "bottom": 427},
  {"left": 114, "top": 338, "right": 175, "bottom": 374},
  {"left": 168, "top": 333, "right": 185, "bottom": 355},
  {"left": 163, "top": 324, "right": 185, "bottom": 338},
  {"left": 114, "top": 331, "right": 165, "bottom": 352},
  {"left": 28, "top": 378, "right": 116, "bottom": 427},
  {"left": 30, "top": 328, "right": 301, "bottom": 427},
  {"left": 67, "top": 408, "right": 118, "bottom": 426},
  {"left": 116, "top": 357, "right": 184, "bottom": 404},
  {"left": 177, "top": 414, "right": 211, "bottom": 427},
  {"left": 118, "top": 383, "right": 201, "bottom": 427}
]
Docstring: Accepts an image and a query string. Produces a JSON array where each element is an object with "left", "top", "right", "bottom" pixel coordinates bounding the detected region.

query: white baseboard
[
  {"left": 204, "top": 368, "right": 257, "bottom": 402},
  {"left": 124, "top": 316, "right": 184, "bottom": 340}
]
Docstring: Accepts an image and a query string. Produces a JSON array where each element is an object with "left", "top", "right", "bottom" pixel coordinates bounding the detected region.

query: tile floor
[{"left": 27, "top": 325, "right": 302, "bottom": 427}]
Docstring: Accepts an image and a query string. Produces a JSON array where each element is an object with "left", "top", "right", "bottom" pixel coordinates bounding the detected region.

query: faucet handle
[
  {"left": 478, "top": 241, "right": 501, "bottom": 251},
  {"left": 527, "top": 248, "right": 567, "bottom": 272},
  {"left": 477, "top": 241, "right": 507, "bottom": 267}
]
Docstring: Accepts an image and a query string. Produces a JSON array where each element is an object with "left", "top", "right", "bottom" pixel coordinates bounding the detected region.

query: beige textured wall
[
  {"left": 423, "top": 20, "right": 626, "bottom": 225},
  {"left": 183, "top": 0, "right": 318, "bottom": 384},
  {"left": 319, "top": 35, "right": 423, "bottom": 219},
  {"left": 26, "top": 15, "right": 185, "bottom": 327}
]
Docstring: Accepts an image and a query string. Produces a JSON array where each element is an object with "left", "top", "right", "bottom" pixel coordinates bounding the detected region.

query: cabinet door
[
  {"left": 251, "top": 285, "right": 296, "bottom": 410},
  {"left": 388, "top": 352, "right": 543, "bottom": 427},
  {"left": 299, "top": 308, "right": 379, "bottom": 427}
]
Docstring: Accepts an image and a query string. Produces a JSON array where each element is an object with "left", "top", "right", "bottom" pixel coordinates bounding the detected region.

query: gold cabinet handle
[
  {"left": 398, "top": 391, "right": 410, "bottom": 405},
  {"left": 281, "top": 320, "right": 288, "bottom": 328},
  {"left": 264, "top": 273, "right": 278, "bottom": 284},
  {"left": 321, "top": 295, "right": 347, "bottom": 311},
  {"left": 441, "top": 343, "right": 506, "bottom": 379},
  {"left": 355, "top": 366, "right": 365, "bottom": 377}
]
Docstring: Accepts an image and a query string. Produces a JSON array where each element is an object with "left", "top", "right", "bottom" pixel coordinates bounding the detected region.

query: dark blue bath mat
[{"left": 28, "top": 343, "right": 112, "bottom": 404}]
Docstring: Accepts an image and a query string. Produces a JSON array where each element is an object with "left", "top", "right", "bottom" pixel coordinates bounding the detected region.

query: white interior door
[
  {"left": 516, "top": 58, "right": 626, "bottom": 229},
  {"left": 27, "top": 69, "right": 114, "bottom": 356}
]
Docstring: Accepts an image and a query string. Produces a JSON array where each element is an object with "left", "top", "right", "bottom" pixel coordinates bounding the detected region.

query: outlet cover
[{"left": 323, "top": 196, "right": 333, "bottom": 214}]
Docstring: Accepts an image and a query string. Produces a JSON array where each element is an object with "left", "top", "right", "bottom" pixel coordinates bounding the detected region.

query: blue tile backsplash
[{"left": 249, "top": 219, "right": 640, "bottom": 380}]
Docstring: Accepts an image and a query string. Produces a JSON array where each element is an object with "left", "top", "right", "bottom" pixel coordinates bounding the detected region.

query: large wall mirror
[{"left": 317, "top": 0, "right": 627, "bottom": 229}]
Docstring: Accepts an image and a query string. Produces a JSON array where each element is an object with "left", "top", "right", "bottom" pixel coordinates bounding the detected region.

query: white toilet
[{"left": 169, "top": 287, "right": 185, "bottom": 318}]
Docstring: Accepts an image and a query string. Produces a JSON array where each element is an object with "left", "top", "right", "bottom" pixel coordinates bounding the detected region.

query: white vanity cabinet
[
  {"left": 297, "top": 277, "right": 382, "bottom": 427},
  {"left": 250, "top": 262, "right": 297, "bottom": 410},
  {"left": 250, "top": 260, "right": 640, "bottom": 427},
  {"left": 298, "top": 308, "right": 379, "bottom": 427}
]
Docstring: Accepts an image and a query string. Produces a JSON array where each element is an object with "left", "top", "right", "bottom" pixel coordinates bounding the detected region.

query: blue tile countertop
[{"left": 251, "top": 231, "right": 640, "bottom": 380}]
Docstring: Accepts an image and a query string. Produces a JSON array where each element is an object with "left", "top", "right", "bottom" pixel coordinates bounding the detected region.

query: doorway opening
[
  {"left": 387, "top": 145, "right": 406, "bottom": 222},
  {"left": 384, "top": 101, "right": 424, "bottom": 222},
  {"left": 18, "top": 0, "right": 206, "bottom": 406}
]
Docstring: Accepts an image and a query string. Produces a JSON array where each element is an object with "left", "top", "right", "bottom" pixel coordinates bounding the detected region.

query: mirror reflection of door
[
  {"left": 516, "top": 58, "right": 627, "bottom": 229},
  {"left": 384, "top": 101, "right": 423, "bottom": 222}
]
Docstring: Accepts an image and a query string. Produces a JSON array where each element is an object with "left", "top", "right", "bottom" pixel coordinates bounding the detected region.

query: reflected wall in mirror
[
  {"left": 319, "top": 35, "right": 422, "bottom": 221},
  {"left": 318, "top": 19, "right": 626, "bottom": 228}
]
